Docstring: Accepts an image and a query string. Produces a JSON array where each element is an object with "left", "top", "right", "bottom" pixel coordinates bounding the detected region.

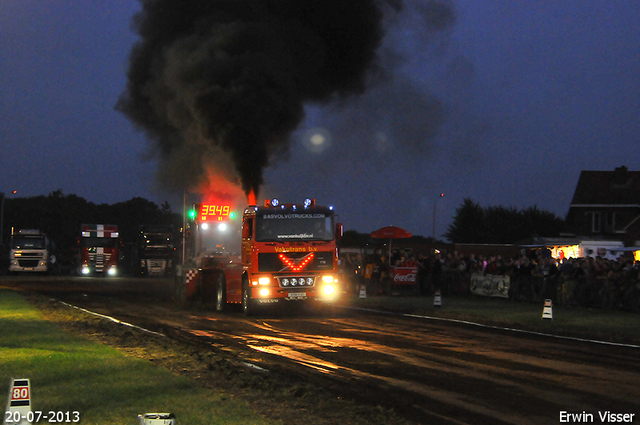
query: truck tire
[
  {"left": 242, "top": 279, "right": 256, "bottom": 316},
  {"left": 215, "top": 273, "right": 227, "bottom": 312}
]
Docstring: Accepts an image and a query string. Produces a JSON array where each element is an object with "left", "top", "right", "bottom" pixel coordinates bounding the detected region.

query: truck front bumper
[{"left": 249, "top": 278, "right": 339, "bottom": 303}]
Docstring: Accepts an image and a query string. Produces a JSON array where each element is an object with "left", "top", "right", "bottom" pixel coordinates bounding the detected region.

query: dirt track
[{"left": 4, "top": 276, "right": 640, "bottom": 425}]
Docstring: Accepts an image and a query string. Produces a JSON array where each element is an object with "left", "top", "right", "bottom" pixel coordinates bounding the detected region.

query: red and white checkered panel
[
  {"left": 81, "top": 224, "right": 119, "bottom": 238},
  {"left": 185, "top": 269, "right": 200, "bottom": 285}
]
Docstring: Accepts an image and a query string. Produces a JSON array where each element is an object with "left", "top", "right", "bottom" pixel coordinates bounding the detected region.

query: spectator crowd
[{"left": 339, "top": 248, "right": 640, "bottom": 312}]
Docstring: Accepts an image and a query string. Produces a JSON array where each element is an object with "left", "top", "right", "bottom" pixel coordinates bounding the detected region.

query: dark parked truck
[
  {"left": 78, "top": 224, "right": 120, "bottom": 276},
  {"left": 136, "top": 225, "right": 175, "bottom": 276},
  {"left": 9, "top": 229, "right": 49, "bottom": 273}
]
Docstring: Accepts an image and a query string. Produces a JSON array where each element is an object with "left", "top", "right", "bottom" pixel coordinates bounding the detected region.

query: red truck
[
  {"left": 179, "top": 198, "right": 343, "bottom": 315},
  {"left": 78, "top": 224, "right": 120, "bottom": 276}
]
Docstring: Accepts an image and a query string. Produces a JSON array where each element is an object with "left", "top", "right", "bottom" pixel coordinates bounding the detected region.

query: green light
[
  {"left": 188, "top": 203, "right": 200, "bottom": 221},
  {"left": 229, "top": 212, "right": 235, "bottom": 219}
]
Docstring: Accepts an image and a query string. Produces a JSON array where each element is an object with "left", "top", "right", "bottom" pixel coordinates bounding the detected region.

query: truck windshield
[
  {"left": 255, "top": 213, "right": 334, "bottom": 242},
  {"left": 12, "top": 237, "right": 45, "bottom": 249},
  {"left": 142, "top": 235, "right": 172, "bottom": 248},
  {"left": 81, "top": 237, "right": 118, "bottom": 248}
]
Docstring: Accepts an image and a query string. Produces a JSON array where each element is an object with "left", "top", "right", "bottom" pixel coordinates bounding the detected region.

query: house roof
[{"left": 570, "top": 167, "right": 640, "bottom": 206}]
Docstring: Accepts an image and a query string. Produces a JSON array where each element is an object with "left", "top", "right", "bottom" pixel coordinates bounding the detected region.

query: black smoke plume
[{"left": 117, "top": 0, "right": 389, "bottom": 196}]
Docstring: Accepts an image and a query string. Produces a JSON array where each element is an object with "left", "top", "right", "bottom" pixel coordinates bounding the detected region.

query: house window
[
  {"left": 586, "top": 212, "right": 601, "bottom": 233},
  {"left": 606, "top": 212, "right": 618, "bottom": 233}
]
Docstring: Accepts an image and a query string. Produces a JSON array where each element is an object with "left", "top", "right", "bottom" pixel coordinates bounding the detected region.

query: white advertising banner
[{"left": 470, "top": 273, "right": 510, "bottom": 299}]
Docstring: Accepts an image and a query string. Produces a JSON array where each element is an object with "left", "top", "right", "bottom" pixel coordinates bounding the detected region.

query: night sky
[{"left": 2, "top": 1, "right": 639, "bottom": 240}]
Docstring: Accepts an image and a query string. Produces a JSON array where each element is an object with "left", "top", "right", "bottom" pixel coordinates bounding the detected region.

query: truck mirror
[{"left": 336, "top": 223, "right": 343, "bottom": 239}]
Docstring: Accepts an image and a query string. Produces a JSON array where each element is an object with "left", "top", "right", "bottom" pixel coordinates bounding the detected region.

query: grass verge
[
  {"left": 2, "top": 289, "right": 414, "bottom": 425},
  {"left": 0, "top": 289, "right": 275, "bottom": 425},
  {"left": 340, "top": 294, "right": 640, "bottom": 346}
]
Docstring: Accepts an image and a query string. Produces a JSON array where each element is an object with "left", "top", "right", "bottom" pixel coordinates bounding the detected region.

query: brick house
[{"left": 566, "top": 166, "right": 640, "bottom": 247}]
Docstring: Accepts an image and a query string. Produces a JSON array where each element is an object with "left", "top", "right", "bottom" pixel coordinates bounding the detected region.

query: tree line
[
  {"left": 1, "top": 191, "right": 565, "bottom": 259},
  {"left": 444, "top": 198, "right": 565, "bottom": 244},
  {"left": 339, "top": 198, "right": 565, "bottom": 249},
  {"left": 1, "top": 190, "right": 182, "bottom": 261}
]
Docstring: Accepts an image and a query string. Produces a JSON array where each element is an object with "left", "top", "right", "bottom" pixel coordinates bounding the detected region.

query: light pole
[
  {"left": 0, "top": 190, "right": 17, "bottom": 247},
  {"left": 432, "top": 192, "right": 444, "bottom": 241},
  {"left": 182, "top": 190, "right": 187, "bottom": 266}
]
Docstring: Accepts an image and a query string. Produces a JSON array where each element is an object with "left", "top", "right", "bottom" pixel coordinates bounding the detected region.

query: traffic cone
[
  {"left": 542, "top": 299, "right": 553, "bottom": 320},
  {"left": 359, "top": 284, "right": 367, "bottom": 299},
  {"left": 433, "top": 289, "right": 442, "bottom": 307}
]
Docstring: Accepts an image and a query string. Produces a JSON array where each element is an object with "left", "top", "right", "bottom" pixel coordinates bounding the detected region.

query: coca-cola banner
[
  {"left": 470, "top": 273, "right": 510, "bottom": 299},
  {"left": 391, "top": 266, "right": 418, "bottom": 285}
]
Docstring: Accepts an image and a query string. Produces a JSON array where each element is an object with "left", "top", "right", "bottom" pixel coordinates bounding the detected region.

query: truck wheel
[
  {"left": 242, "top": 280, "right": 255, "bottom": 316},
  {"left": 215, "top": 274, "right": 227, "bottom": 312}
]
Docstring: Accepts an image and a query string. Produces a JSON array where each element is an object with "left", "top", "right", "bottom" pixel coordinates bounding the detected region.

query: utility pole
[{"left": 182, "top": 190, "right": 187, "bottom": 266}]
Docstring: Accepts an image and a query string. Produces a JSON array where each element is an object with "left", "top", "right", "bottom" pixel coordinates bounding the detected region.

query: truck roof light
[{"left": 304, "top": 198, "right": 315, "bottom": 208}]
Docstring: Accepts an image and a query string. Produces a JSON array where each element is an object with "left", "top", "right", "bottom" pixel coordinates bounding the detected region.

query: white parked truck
[{"left": 9, "top": 229, "right": 49, "bottom": 273}]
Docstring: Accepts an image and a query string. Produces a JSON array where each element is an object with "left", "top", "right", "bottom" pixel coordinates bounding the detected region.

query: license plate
[{"left": 288, "top": 292, "right": 306, "bottom": 300}]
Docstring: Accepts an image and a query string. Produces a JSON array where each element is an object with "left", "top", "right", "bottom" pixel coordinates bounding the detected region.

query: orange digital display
[{"left": 199, "top": 204, "right": 232, "bottom": 222}]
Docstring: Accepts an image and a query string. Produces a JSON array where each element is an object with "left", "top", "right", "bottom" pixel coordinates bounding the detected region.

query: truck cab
[
  {"left": 9, "top": 229, "right": 49, "bottom": 273},
  {"left": 78, "top": 224, "right": 120, "bottom": 276},
  {"left": 136, "top": 225, "right": 175, "bottom": 276},
  {"left": 238, "top": 198, "right": 342, "bottom": 314}
]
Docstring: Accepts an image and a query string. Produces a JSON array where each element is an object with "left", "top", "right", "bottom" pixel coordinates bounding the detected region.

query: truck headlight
[
  {"left": 259, "top": 288, "right": 270, "bottom": 297},
  {"left": 322, "top": 275, "right": 335, "bottom": 283},
  {"left": 258, "top": 277, "right": 270, "bottom": 285},
  {"left": 322, "top": 284, "right": 336, "bottom": 296},
  {"left": 81, "top": 266, "right": 90, "bottom": 275},
  {"left": 108, "top": 267, "right": 117, "bottom": 276}
]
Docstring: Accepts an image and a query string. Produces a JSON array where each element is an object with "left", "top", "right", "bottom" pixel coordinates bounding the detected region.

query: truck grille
[
  {"left": 89, "top": 253, "right": 111, "bottom": 271},
  {"left": 149, "top": 260, "right": 166, "bottom": 268},
  {"left": 18, "top": 259, "right": 40, "bottom": 268},
  {"left": 147, "top": 260, "right": 167, "bottom": 274}
]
